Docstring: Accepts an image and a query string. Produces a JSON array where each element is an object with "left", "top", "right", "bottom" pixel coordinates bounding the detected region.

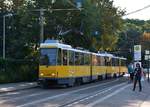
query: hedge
[{"left": 0, "top": 58, "right": 38, "bottom": 83}]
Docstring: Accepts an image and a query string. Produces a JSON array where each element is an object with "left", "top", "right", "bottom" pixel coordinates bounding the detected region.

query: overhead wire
[{"left": 124, "top": 4, "right": 150, "bottom": 16}]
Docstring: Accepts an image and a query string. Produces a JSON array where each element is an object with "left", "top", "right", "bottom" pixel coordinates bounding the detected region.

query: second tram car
[{"left": 39, "top": 40, "right": 127, "bottom": 87}]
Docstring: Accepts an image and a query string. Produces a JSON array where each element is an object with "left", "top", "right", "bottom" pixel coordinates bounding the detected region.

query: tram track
[
  {"left": 0, "top": 78, "right": 120, "bottom": 99},
  {"left": 57, "top": 81, "right": 128, "bottom": 107},
  {"left": 15, "top": 78, "right": 127, "bottom": 107},
  {"left": 0, "top": 77, "right": 128, "bottom": 107}
]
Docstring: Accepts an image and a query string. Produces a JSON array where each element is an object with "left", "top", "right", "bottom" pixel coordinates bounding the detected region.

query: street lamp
[
  {"left": 145, "top": 50, "right": 150, "bottom": 82},
  {"left": 3, "top": 13, "right": 13, "bottom": 59}
]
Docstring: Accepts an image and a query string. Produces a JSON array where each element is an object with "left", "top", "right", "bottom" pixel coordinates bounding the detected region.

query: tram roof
[
  {"left": 104, "top": 53, "right": 114, "bottom": 57},
  {"left": 40, "top": 40, "right": 127, "bottom": 59},
  {"left": 64, "top": 48, "right": 91, "bottom": 54},
  {"left": 40, "top": 43, "right": 72, "bottom": 49},
  {"left": 119, "top": 57, "right": 127, "bottom": 60}
]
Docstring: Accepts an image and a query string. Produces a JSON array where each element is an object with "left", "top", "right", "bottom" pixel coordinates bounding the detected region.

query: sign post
[{"left": 145, "top": 50, "right": 150, "bottom": 82}]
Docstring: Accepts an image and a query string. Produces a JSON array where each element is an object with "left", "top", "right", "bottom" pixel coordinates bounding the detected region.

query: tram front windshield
[{"left": 40, "top": 48, "right": 57, "bottom": 66}]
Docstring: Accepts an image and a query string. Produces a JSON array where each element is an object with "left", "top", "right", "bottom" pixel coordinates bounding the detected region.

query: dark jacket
[{"left": 134, "top": 67, "right": 142, "bottom": 79}]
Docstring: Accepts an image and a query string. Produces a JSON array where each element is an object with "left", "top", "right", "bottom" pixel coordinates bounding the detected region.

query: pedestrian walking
[
  {"left": 133, "top": 63, "right": 142, "bottom": 92},
  {"left": 128, "top": 62, "right": 134, "bottom": 82}
]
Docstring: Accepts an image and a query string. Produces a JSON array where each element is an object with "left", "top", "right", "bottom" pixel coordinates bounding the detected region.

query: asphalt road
[{"left": 0, "top": 77, "right": 147, "bottom": 107}]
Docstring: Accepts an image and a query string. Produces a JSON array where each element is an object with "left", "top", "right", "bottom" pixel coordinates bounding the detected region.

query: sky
[{"left": 113, "top": 0, "right": 150, "bottom": 20}]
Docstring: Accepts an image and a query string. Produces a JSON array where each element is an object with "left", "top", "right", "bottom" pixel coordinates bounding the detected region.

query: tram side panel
[
  {"left": 73, "top": 52, "right": 91, "bottom": 83},
  {"left": 105, "top": 57, "right": 114, "bottom": 78},
  {"left": 55, "top": 49, "right": 75, "bottom": 85},
  {"left": 119, "top": 59, "right": 127, "bottom": 76},
  {"left": 91, "top": 55, "right": 98, "bottom": 81},
  {"left": 113, "top": 58, "right": 120, "bottom": 78},
  {"left": 56, "top": 50, "right": 91, "bottom": 85},
  {"left": 91, "top": 55, "right": 107, "bottom": 80}
]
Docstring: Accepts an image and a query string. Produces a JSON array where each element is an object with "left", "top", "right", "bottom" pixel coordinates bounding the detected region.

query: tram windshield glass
[{"left": 40, "top": 48, "right": 57, "bottom": 66}]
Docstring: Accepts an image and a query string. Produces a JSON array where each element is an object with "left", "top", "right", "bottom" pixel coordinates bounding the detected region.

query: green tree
[
  {"left": 0, "top": 0, "right": 125, "bottom": 58},
  {"left": 117, "top": 19, "right": 150, "bottom": 62},
  {"left": 82, "top": 0, "right": 124, "bottom": 51}
]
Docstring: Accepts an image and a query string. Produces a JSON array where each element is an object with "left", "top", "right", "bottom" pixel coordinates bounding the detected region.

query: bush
[{"left": 0, "top": 58, "right": 38, "bottom": 83}]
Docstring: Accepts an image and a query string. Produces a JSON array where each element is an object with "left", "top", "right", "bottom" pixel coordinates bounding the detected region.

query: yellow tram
[{"left": 39, "top": 40, "right": 127, "bottom": 87}]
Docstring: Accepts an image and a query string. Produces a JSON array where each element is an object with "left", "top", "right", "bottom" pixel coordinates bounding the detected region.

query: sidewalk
[
  {"left": 141, "top": 96, "right": 150, "bottom": 107},
  {"left": 0, "top": 82, "right": 38, "bottom": 93},
  {"left": 127, "top": 80, "right": 150, "bottom": 107},
  {"left": 140, "top": 80, "right": 150, "bottom": 107},
  {"left": 91, "top": 78, "right": 150, "bottom": 107}
]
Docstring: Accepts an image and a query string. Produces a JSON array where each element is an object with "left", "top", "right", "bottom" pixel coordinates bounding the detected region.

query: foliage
[
  {"left": 117, "top": 19, "right": 150, "bottom": 62},
  {"left": 1, "top": 0, "right": 149, "bottom": 82},
  {"left": 0, "top": 0, "right": 125, "bottom": 56},
  {"left": 0, "top": 58, "right": 38, "bottom": 83}
]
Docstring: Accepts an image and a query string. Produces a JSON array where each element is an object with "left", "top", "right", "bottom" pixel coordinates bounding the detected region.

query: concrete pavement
[
  {"left": 0, "top": 78, "right": 150, "bottom": 107},
  {"left": 141, "top": 91, "right": 150, "bottom": 107},
  {"left": 87, "top": 79, "right": 150, "bottom": 107}
]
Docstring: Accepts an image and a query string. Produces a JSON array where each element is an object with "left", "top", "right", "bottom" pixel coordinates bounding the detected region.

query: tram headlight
[
  {"left": 40, "top": 73, "right": 44, "bottom": 76},
  {"left": 51, "top": 73, "right": 56, "bottom": 76}
]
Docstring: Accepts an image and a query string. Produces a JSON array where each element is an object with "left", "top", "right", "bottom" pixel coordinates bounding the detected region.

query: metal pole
[
  {"left": 40, "top": 8, "right": 44, "bottom": 43},
  {"left": 3, "top": 16, "right": 5, "bottom": 59},
  {"left": 148, "top": 58, "right": 150, "bottom": 82}
]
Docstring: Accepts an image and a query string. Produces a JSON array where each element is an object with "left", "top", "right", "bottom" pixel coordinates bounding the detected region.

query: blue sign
[
  {"left": 92, "top": 30, "right": 100, "bottom": 36},
  {"left": 95, "top": 31, "right": 99, "bottom": 35},
  {"left": 75, "top": 0, "right": 83, "bottom": 8}
]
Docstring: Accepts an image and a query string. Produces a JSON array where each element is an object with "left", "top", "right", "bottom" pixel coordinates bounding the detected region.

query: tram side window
[
  {"left": 105, "top": 57, "right": 111, "bottom": 66},
  {"left": 121, "top": 60, "right": 126, "bottom": 66},
  {"left": 80, "top": 53, "right": 84, "bottom": 65},
  {"left": 63, "top": 50, "right": 68, "bottom": 65},
  {"left": 96, "top": 56, "right": 100, "bottom": 66},
  {"left": 119, "top": 59, "right": 121, "bottom": 66},
  {"left": 69, "top": 51, "right": 74, "bottom": 65},
  {"left": 57, "top": 49, "right": 62, "bottom": 65},
  {"left": 105, "top": 57, "right": 108, "bottom": 66},
  {"left": 97, "top": 56, "right": 101, "bottom": 66},
  {"left": 124, "top": 60, "right": 127, "bottom": 66},
  {"left": 75, "top": 52, "right": 84, "bottom": 65},
  {"left": 121, "top": 60, "right": 123, "bottom": 66},
  {"left": 100, "top": 56, "right": 105, "bottom": 66},
  {"left": 110, "top": 57, "right": 112, "bottom": 66},
  {"left": 116, "top": 59, "right": 119, "bottom": 66},
  {"left": 115, "top": 58, "right": 119, "bottom": 66},
  {"left": 110, "top": 58, "right": 112, "bottom": 66},
  {"left": 92, "top": 55, "right": 98, "bottom": 66},
  {"left": 75, "top": 52, "right": 80, "bottom": 65},
  {"left": 112, "top": 58, "right": 117, "bottom": 66},
  {"left": 84, "top": 54, "right": 90, "bottom": 65}
]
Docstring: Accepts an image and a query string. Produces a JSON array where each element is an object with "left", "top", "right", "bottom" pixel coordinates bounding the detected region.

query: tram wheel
[
  {"left": 113, "top": 73, "right": 117, "bottom": 78},
  {"left": 75, "top": 78, "right": 83, "bottom": 86},
  {"left": 40, "top": 81, "right": 49, "bottom": 89}
]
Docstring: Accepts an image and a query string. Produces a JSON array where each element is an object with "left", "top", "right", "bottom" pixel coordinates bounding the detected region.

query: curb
[
  {"left": 0, "top": 83, "right": 38, "bottom": 94},
  {"left": 141, "top": 96, "right": 150, "bottom": 107}
]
